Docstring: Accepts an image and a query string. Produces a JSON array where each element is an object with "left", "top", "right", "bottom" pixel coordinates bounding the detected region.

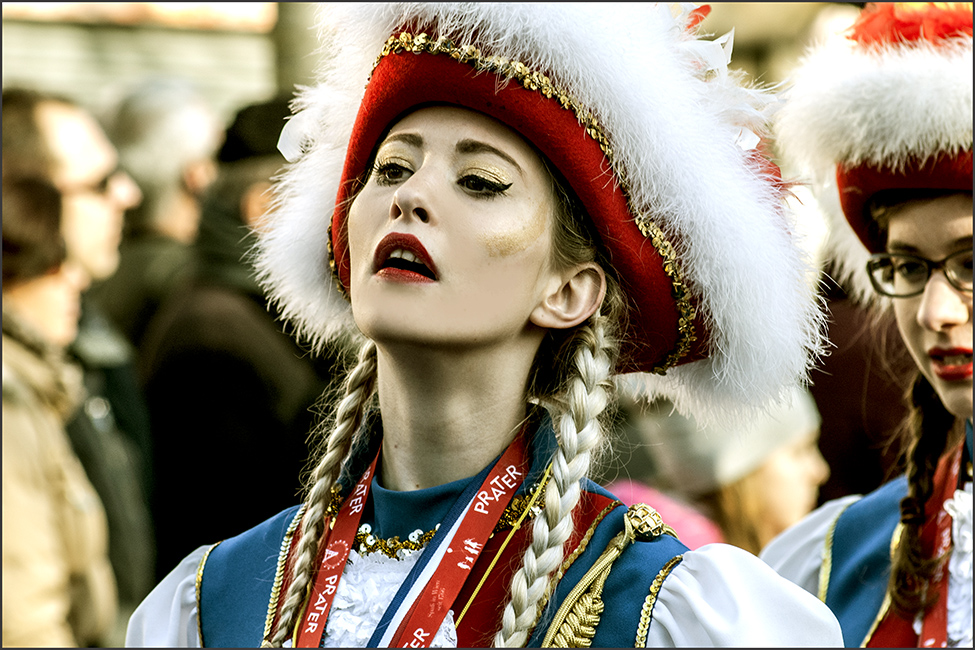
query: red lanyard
[
  {"left": 296, "top": 452, "right": 379, "bottom": 648},
  {"left": 296, "top": 433, "right": 530, "bottom": 648},
  {"left": 381, "top": 434, "right": 528, "bottom": 648},
  {"left": 870, "top": 443, "right": 962, "bottom": 648}
]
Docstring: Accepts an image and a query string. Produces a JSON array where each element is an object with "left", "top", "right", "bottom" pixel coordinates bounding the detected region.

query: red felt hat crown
[
  {"left": 328, "top": 33, "right": 710, "bottom": 374},
  {"left": 837, "top": 150, "right": 974, "bottom": 252}
]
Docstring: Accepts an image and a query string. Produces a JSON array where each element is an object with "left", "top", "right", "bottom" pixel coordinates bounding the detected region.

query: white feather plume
[{"left": 254, "top": 2, "right": 826, "bottom": 426}]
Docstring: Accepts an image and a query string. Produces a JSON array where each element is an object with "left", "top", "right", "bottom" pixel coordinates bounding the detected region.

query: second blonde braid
[
  {"left": 267, "top": 339, "right": 378, "bottom": 646},
  {"left": 494, "top": 313, "right": 615, "bottom": 647}
]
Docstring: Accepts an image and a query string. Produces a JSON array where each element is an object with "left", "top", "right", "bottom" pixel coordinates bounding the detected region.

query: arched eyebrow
[
  {"left": 887, "top": 235, "right": 972, "bottom": 254},
  {"left": 379, "top": 132, "right": 423, "bottom": 149},
  {"left": 377, "top": 133, "right": 524, "bottom": 174},
  {"left": 456, "top": 139, "right": 522, "bottom": 173}
]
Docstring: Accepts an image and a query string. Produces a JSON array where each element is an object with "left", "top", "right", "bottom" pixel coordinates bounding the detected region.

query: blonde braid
[
  {"left": 494, "top": 313, "right": 615, "bottom": 647},
  {"left": 268, "top": 339, "right": 378, "bottom": 646}
]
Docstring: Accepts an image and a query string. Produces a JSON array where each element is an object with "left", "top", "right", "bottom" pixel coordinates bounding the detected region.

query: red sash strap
[
  {"left": 453, "top": 491, "right": 620, "bottom": 647},
  {"left": 296, "top": 453, "right": 379, "bottom": 648},
  {"left": 270, "top": 473, "right": 623, "bottom": 647},
  {"left": 868, "top": 443, "right": 963, "bottom": 648}
]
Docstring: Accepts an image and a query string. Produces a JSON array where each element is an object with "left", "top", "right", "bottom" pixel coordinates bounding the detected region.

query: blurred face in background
[
  {"left": 35, "top": 100, "right": 142, "bottom": 281},
  {"left": 746, "top": 428, "right": 830, "bottom": 549},
  {"left": 3, "top": 260, "right": 89, "bottom": 348}
]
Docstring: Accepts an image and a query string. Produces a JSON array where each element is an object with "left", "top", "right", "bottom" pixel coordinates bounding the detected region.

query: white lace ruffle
[
  {"left": 322, "top": 549, "right": 458, "bottom": 648},
  {"left": 944, "top": 483, "right": 973, "bottom": 648}
]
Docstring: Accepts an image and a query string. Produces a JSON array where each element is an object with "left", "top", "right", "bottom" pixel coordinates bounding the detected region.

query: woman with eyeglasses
[{"left": 760, "top": 4, "right": 973, "bottom": 648}]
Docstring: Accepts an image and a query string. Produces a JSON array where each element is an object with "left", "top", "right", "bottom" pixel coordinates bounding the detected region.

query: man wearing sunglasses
[{"left": 3, "top": 87, "right": 155, "bottom": 645}]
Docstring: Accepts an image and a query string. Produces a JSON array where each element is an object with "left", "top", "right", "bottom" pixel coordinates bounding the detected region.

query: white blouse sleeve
[
  {"left": 644, "top": 543, "right": 844, "bottom": 647},
  {"left": 125, "top": 545, "right": 208, "bottom": 647},
  {"left": 759, "top": 496, "right": 860, "bottom": 597}
]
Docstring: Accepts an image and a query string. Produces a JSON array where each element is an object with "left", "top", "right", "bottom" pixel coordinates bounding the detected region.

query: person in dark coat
[
  {"left": 87, "top": 78, "right": 224, "bottom": 351},
  {"left": 139, "top": 97, "right": 349, "bottom": 580}
]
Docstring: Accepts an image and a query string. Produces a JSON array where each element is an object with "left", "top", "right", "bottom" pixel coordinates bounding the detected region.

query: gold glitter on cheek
[{"left": 483, "top": 201, "right": 550, "bottom": 257}]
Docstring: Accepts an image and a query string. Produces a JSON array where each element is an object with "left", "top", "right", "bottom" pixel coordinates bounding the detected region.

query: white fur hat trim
[{"left": 254, "top": 3, "right": 826, "bottom": 426}]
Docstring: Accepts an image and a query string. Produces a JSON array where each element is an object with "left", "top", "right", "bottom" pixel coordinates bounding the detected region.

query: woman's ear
[
  {"left": 530, "top": 263, "right": 606, "bottom": 330},
  {"left": 183, "top": 158, "right": 218, "bottom": 196}
]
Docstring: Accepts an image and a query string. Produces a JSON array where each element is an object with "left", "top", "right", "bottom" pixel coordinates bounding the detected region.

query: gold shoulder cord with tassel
[{"left": 541, "top": 503, "right": 681, "bottom": 648}]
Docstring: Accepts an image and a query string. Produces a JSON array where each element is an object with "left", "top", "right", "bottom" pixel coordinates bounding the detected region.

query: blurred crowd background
[
  {"left": 2, "top": 3, "right": 921, "bottom": 646},
  {"left": 3, "top": 3, "right": 863, "bottom": 121}
]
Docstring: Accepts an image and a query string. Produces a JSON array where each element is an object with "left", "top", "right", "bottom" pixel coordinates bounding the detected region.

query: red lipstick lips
[
  {"left": 928, "top": 347, "right": 974, "bottom": 382},
  {"left": 373, "top": 232, "right": 439, "bottom": 283}
]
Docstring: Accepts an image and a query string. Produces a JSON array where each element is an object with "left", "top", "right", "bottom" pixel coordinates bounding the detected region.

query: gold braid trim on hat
[
  {"left": 326, "top": 31, "right": 696, "bottom": 373},
  {"left": 632, "top": 216, "right": 697, "bottom": 372}
]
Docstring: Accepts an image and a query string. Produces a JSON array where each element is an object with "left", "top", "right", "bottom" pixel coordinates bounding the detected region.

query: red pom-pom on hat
[{"left": 849, "top": 2, "right": 973, "bottom": 46}]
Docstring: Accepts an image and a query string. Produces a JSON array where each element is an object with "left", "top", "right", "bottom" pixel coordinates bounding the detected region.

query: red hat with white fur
[
  {"left": 256, "top": 3, "right": 826, "bottom": 424},
  {"left": 774, "top": 2, "right": 973, "bottom": 305}
]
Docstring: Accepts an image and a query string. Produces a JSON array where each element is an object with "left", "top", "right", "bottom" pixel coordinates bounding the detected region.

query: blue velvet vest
[
  {"left": 197, "top": 414, "right": 688, "bottom": 647},
  {"left": 823, "top": 476, "right": 906, "bottom": 647}
]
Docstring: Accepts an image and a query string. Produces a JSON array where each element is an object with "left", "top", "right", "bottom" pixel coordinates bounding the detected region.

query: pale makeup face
[
  {"left": 36, "top": 101, "right": 142, "bottom": 281},
  {"left": 346, "top": 106, "right": 561, "bottom": 351},
  {"left": 887, "top": 193, "right": 973, "bottom": 420},
  {"left": 3, "top": 261, "right": 89, "bottom": 348},
  {"left": 751, "top": 429, "right": 830, "bottom": 548}
]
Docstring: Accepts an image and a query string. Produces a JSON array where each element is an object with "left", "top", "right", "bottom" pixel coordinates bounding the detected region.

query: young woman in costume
[
  {"left": 126, "top": 4, "right": 842, "bottom": 646},
  {"left": 760, "top": 3, "right": 973, "bottom": 647}
]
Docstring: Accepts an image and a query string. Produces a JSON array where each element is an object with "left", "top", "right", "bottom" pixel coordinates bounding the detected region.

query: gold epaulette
[{"left": 541, "top": 503, "right": 680, "bottom": 648}]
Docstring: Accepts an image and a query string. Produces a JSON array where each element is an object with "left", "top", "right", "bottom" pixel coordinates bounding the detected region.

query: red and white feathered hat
[
  {"left": 254, "top": 3, "right": 826, "bottom": 424},
  {"left": 774, "top": 2, "right": 973, "bottom": 306}
]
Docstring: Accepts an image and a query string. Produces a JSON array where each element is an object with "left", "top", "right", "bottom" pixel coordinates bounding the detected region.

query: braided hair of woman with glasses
[{"left": 761, "top": 4, "right": 973, "bottom": 647}]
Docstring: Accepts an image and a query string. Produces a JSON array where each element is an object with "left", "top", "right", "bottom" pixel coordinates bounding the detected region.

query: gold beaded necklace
[{"left": 347, "top": 477, "right": 550, "bottom": 559}]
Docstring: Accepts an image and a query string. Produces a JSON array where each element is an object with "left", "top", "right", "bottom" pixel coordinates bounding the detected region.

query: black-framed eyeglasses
[{"left": 866, "top": 249, "right": 973, "bottom": 298}]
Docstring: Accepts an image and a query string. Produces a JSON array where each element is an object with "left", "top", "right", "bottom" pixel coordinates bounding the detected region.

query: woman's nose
[
  {"left": 812, "top": 448, "right": 830, "bottom": 486},
  {"left": 390, "top": 174, "right": 432, "bottom": 224},
  {"left": 916, "top": 272, "right": 971, "bottom": 333}
]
